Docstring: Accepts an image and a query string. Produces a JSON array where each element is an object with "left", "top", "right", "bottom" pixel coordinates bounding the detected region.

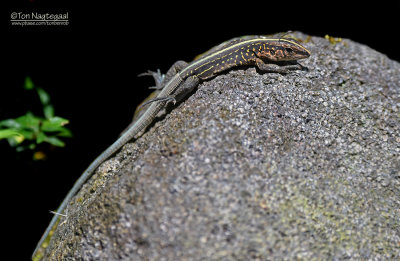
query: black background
[{"left": 2, "top": 0, "right": 399, "bottom": 259}]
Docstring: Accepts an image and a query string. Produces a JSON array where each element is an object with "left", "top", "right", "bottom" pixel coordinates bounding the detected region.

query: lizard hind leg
[
  {"left": 138, "top": 75, "right": 200, "bottom": 110},
  {"left": 137, "top": 60, "right": 189, "bottom": 90},
  {"left": 138, "top": 96, "right": 176, "bottom": 109},
  {"left": 137, "top": 60, "right": 194, "bottom": 110},
  {"left": 146, "top": 61, "right": 190, "bottom": 90},
  {"left": 138, "top": 69, "right": 165, "bottom": 90},
  {"left": 162, "top": 60, "right": 189, "bottom": 85}
]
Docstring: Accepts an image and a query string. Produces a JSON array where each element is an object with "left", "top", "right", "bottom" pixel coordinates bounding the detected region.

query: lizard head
[{"left": 257, "top": 38, "right": 311, "bottom": 62}]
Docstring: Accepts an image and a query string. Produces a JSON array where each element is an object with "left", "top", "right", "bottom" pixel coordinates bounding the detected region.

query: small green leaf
[
  {"left": 24, "top": 76, "right": 34, "bottom": 90},
  {"left": 6, "top": 128, "right": 33, "bottom": 147},
  {"left": 41, "top": 117, "right": 69, "bottom": 132},
  {"left": 55, "top": 127, "right": 73, "bottom": 137},
  {"left": 15, "top": 112, "right": 41, "bottom": 132},
  {"left": 17, "top": 129, "right": 36, "bottom": 140},
  {"left": 36, "top": 132, "right": 47, "bottom": 144},
  {"left": 45, "top": 136, "right": 65, "bottom": 147},
  {"left": 37, "top": 87, "right": 51, "bottom": 106},
  {"left": 43, "top": 105, "right": 55, "bottom": 119},
  {"left": 0, "top": 129, "right": 23, "bottom": 140},
  {"left": 0, "top": 119, "right": 21, "bottom": 129}
]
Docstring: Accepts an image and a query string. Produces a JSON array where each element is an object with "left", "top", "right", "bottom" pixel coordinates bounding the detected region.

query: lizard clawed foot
[
  {"left": 138, "top": 69, "right": 165, "bottom": 90},
  {"left": 138, "top": 96, "right": 176, "bottom": 109}
]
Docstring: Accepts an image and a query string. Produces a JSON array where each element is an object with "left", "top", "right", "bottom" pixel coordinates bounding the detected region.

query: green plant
[{"left": 0, "top": 77, "right": 72, "bottom": 158}]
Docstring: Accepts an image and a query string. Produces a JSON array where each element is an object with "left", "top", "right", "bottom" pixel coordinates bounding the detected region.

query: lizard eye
[{"left": 285, "top": 48, "right": 293, "bottom": 53}]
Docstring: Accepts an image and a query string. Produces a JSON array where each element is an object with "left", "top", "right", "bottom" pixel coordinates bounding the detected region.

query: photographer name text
[{"left": 11, "top": 12, "right": 68, "bottom": 21}]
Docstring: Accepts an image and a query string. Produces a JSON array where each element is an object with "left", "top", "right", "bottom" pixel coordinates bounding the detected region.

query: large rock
[{"left": 41, "top": 33, "right": 400, "bottom": 260}]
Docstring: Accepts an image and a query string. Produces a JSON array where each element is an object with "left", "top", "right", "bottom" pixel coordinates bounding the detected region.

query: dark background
[{"left": 2, "top": 0, "right": 399, "bottom": 259}]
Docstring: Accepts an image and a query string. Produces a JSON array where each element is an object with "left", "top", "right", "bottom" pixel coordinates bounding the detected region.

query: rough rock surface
[{"left": 43, "top": 33, "right": 400, "bottom": 260}]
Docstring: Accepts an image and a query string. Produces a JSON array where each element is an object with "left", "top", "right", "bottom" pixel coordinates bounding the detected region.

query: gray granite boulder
[{"left": 40, "top": 33, "right": 400, "bottom": 260}]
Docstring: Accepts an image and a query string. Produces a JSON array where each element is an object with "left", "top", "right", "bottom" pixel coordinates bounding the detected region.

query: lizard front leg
[{"left": 255, "top": 58, "right": 304, "bottom": 74}]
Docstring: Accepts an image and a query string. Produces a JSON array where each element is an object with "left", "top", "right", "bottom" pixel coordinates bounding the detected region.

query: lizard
[{"left": 32, "top": 35, "right": 310, "bottom": 259}]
